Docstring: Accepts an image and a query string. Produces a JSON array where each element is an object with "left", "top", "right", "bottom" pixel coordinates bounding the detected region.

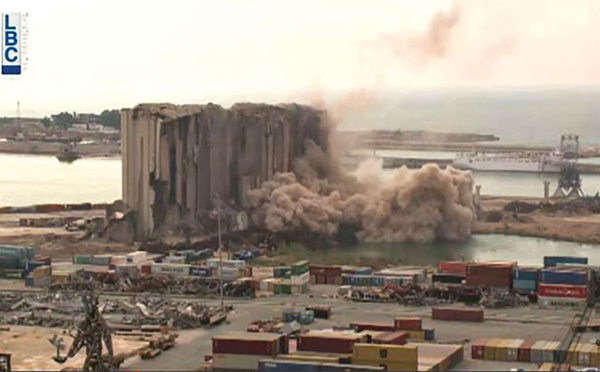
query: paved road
[{"left": 120, "top": 286, "right": 586, "bottom": 371}]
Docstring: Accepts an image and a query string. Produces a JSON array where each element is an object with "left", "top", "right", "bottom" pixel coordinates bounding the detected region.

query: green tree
[
  {"left": 99, "top": 109, "right": 121, "bottom": 129},
  {"left": 41, "top": 117, "right": 52, "bottom": 128},
  {"left": 52, "top": 112, "right": 74, "bottom": 129}
]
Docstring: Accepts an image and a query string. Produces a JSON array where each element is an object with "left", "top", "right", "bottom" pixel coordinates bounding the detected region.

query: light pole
[{"left": 216, "top": 194, "right": 224, "bottom": 310}]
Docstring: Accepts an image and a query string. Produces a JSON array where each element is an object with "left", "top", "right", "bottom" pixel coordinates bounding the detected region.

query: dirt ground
[
  {"left": 0, "top": 325, "right": 146, "bottom": 371},
  {"left": 0, "top": 210, "right": 133, "bottom": 258},
  {"left": 475, "top": 196, "right": 600, "bottom": 244}
]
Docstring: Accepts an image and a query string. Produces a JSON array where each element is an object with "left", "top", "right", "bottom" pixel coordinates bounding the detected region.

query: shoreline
[{"left": 0, "top": 140, "right": 120, "bottom": 158}]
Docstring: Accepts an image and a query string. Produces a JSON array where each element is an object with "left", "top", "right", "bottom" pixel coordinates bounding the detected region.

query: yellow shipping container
[
  {"left": 483, "top": 339, "right": 499, "bottom": 361},
  {"left": 353, "top": 359, "right": 418, "bottom": 371},
  {"left": 32, "top": 266, "right": 51, "bottom": 278},
  {"left": 538, "top": 363, "right": 553, "bottom": 371},
  {"left": 577, "top": 343, "right": 594, "bottom": 367},
  {"left": 406, "top": 330, "right": 425, "bottom": 340},
  {"left": 494, "top": 339, "right": 512, "bottom": 361},
  {"left": 567, "top": 344, "right": 578, "bottom": 365},
  {"left": 352, "top": 343, "right": 418, "bottom": 363},
  {"left": 590, "top": 345, "right": 600, "bottom": 367}
]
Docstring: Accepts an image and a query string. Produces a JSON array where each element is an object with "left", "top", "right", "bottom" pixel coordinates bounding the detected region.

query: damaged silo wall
[{"left": 121, "top": 103, "right": 327, "bottom": 240}]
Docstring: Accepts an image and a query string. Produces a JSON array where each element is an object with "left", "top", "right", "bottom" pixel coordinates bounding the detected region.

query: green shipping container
[
  {"left": 73, "top": 255, "right": 92, "bottom": 265},
  {"left": 0, "top": 245, "right": 35, "bottom": 260},
  {"left": 0, "top": 256, "right": 23, "bottom": 270},
  {"left": 0, "top": 269, "right": 24, "bottom": 279},
  {"left": 291, "top": 260, "right": 309, "bottom": 276},
  {"left": 281, "top": 284, "right": 292, "bottom": 295},
  {"left": 274, "top": 283, "right": 283, "bottom": 295}
]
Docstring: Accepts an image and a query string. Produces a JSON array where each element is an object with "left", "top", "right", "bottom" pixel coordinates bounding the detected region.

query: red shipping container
[
  {"left": 141, "top": 264, "right": 151, "bottom": 275},
  {"left": 372, "top": 331, "right": 408, "bottom": 345},
  {"left": 432, "top": 307, "right": 484, "bottom": 322},
  {"left": 297, "top": 334, "right": 358, "bottom": 354},
  {"left": 437, "top": 261, "right": 467, "bottom": 276},
  {"left": 213, "top": 333, "right": 283, "bottom": 356},
  {"left": 309, "top": 265, "right": 342, "bottom": 276},
  {"left": 518, "top": 340, "right": 536, "bottom": 362},
  {"left": 394, "top": 317, "right": 422, "bottom": 331},
  {"left": 466, "top": 263, "right": 512, "bottom": 287},
  {"left": 471, "top": 339, "right": 486, "bottom": 359},
  {"left": 350, "top": 322, "right": 396, "bottom": 332},
  {"left": 538, "top": 284, "right": 588, "bottom": 299}
]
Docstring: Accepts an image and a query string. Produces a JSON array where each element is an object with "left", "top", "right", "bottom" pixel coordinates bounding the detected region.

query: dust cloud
[
  {"left": 246, "top": 2, "right": 476, "bottom": 244},
  {"left": 247, "top": 141, "right": 475, "bottom": 244}
]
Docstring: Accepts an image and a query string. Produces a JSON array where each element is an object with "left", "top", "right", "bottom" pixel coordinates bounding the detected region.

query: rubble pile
[
  {"left": 0, "top": 292, "right": 228, "bottom": 330},
  {"left": 49, "top": 274, "right": 255, "bottom": 297}
]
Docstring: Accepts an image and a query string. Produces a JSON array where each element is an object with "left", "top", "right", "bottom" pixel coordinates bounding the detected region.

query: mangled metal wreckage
[{"left": 121, "top": 103, "right": 329, "bottom": 240}]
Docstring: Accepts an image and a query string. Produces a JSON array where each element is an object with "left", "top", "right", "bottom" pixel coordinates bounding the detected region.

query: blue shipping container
[
  {"left": 258, "top": 360, "right": 320, "bottom": 371},
  {"left": 513, "top": 279, "right": 537, "bottom": 294},
  {"left": 424, "top": 328, "right": 435, "bottom": 341},
  {"left": 540, "top": 269, "right": 588, "bottom": 285},
  {"left": 544, "top": 256, "right": 588, "bottom": 267},
  {"left": 25, "top": 276, "right": 34, "bottom": 287},
  {"left": 514, "top": 267, "right": 539, "bottom": 281},
  {"left": 370, "top": 276, "right": 385, "bottom": 287}
]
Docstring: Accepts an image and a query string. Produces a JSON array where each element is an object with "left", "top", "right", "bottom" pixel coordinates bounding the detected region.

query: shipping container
[
  {"left": 518, "top": 340, "right": 536, "bottom": 363},
  {"left": 483, "top": 339, "right": 500, "bottom": 360},
  {"left": 394, "top": 317, "right": 422, "bottom": 331},
  {"left": 540, "top": 267, "right": 589, "bottom": 285},
  {"left": 320, "top": 363, "right": 384, "bottom": 371},
  {"left": 431, "top": 307, "right": 484, "bottom": 322},
  {"left": 352, "top": 343, "right": 418, "bottom": 363},
  {"left": 423, "top": 328, "right": 435, "bottom": 341},
  {"left": 126, "top": 251, "right": 147, "bottom": 264},
  {"left": 0, "top": 245, "right": 35, "bottom": 260},
  {"left": 506, "top": 339, "right": 524, "bottom": 362},
  {"left": 291, "top": 272, "right": 310, "bottom": 285},
  {"left": 31, "top": 265, "right": 51, "bottom": 278},
  {"left": 253, "top": 267, "right": 274, "bottom": 279},
  {"left": 274, "top": 266, "right": 291, "bottom": 278},
  {"left": 530, "top": 341, "right": 548, "bottom": 364},
  {"left": 164, "top": 255, "right": 187, "bottom": 264},
  {"left": 494, "top": 339, "right": 511, "bottom": 361},
  {"left": 372, "top": 332, "right": 408, "bottom": 346},
  {"left": 73, "top": 255, "right": 92, "bottom": 265},
  {"left": 114, "top": 264, "right": 139, "bottom": 277},
  {"left": 514, "top": 266, "right": 540, "bottom": 281},
  {"left": 431, "top": 273, "right": 464, "bottom": 285},
  {"left": 276, "top": 353, "right": 340, "bottom": 364},
  {"left": 351, "top": 322, "right": 396, "bottom": 332},
  {"left": 342, "top": 266, "right": 372, "bottom": 275},
  {"left": 471, "top": 339, "right": 486, "bottom": 360},
  {"left": 141, "top": 263, "right": 151, "bottom": 275},
  {"left": 291, "top": 260, "right": 309, "bottom": 276},
  {"left": 466, "top": 262, "right": 513, "bottom": 287},
  {"left": 189, "top": 265, "right": 211, "bottom": 277},
  {"left": 151, "top": 263, "right": 190, "bottom": 278},
  {"left": 537, "top": 295, "right": 586, "bottom": 309},
  {"left": 298, "top": 332, "right": 365, "bottom": 354},
  {"left": 212, "top": 353, "right": 266, "bottom": 371},
  {"left": 306, "top": 305, "right": 331, "bottom": 319},
  {"left": 309, "top": 265, "right": 342, "bottom": 276},
  {"left": 538, "top": 284, "right": 588, "bottom": 299},
  {"left": 91, "top": 254, "right": 112, "bottom": 266},
  {"left": 543, "top": 342, "right": 559, "bottom": 363},
  {"left": 544, "top": 256, "right": 588, "bottom": 267},
  {"left": 258, "top": 359, "right": 320, "bottom": 371},
  {"left": 437, "top": 261, "right": 467, "bottom": 276},
  {"left": 513, "top": 279, "right": 537, "bottom": 294},
  {"left": 213, "top": 333, "right": 284, "bottom": 356}
]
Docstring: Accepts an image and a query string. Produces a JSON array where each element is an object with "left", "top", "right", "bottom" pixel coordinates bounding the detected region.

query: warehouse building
[{"left": 121, "top": 103, "right": 328, "bottom": 240}]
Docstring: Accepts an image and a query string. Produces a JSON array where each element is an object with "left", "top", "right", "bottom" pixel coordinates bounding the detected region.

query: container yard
[{"left": 2, "top": 243, "right": 600, "bottom": 370}]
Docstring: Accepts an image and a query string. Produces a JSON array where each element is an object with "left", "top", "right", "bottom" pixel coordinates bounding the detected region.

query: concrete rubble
[{"left": 0, "top": 292, "right": 230, "bottom": 330}]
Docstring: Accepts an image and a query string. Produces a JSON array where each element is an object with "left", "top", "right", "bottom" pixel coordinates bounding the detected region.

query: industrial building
[{"left": 120, "top": 103, "right": 328, "bottom": 240}]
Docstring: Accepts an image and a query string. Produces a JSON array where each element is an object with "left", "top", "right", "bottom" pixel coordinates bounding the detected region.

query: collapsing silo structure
[{"left": 121, "top": 103, "right": 328, "bottom": 240}]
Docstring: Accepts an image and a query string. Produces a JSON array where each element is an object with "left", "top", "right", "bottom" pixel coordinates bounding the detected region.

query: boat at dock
[
  {"left": 56, "top": 146, "right": 80, "bottom": 163},
  {"left": 453, "top": 151, "right": 564, "bottom": 173}
]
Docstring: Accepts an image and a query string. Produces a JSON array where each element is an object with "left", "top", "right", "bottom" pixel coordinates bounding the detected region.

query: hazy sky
[{"left": 1, "top": 0, "right": 599, "bottom": 116}]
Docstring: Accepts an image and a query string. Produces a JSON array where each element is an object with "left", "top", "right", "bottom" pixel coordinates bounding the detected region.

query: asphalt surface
[{"left": 119, "top": 285, "right": 592, "bottom": 371}]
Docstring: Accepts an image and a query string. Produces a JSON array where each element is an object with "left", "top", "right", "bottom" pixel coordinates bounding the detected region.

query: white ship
[{"left": 453, "top": 151, "right": 564, "bottom": 173}]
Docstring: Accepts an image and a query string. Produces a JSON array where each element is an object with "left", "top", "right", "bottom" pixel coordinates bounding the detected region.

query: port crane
[{"left": 552, "top": 277, "right": 597, "bottom": 371}]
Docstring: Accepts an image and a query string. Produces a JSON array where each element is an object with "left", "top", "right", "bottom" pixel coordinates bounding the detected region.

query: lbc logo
[{"left": 2, "top": 13, "right": 21, "bottom": 75}]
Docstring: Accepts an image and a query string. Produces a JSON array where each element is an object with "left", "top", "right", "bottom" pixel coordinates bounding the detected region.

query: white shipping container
[
  {"left": 530, "top": 341, "right": 548, "bottom": 364},
  {"left": 126, "top": 251, "right": 147, "bottom": 263},
  {"left": 165, "top": 255, "right": 186, "bottom": 264},
  {"left": 151, "top": 263, "right": 190, "bottom": 278},
  {"left": 212, "top": 353, "right": 264, "bottom": 371},
  {"left": 538, "top": 296, "right": 586, "bottom": 309},
  {"left": 110, "top": 255, "right": 127, "bottom": 265},
  {"left": 253, "top": 267, "right": 274, "bottom": 279},
  {"left": 291, "top": 271, "right": 309, "bottom": 285},
  {"left": 207, "top": 259, "right": 245, "bottom": 269},
  {"left": 115, "top": 264, "right": 140, "bottom": 277}
]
